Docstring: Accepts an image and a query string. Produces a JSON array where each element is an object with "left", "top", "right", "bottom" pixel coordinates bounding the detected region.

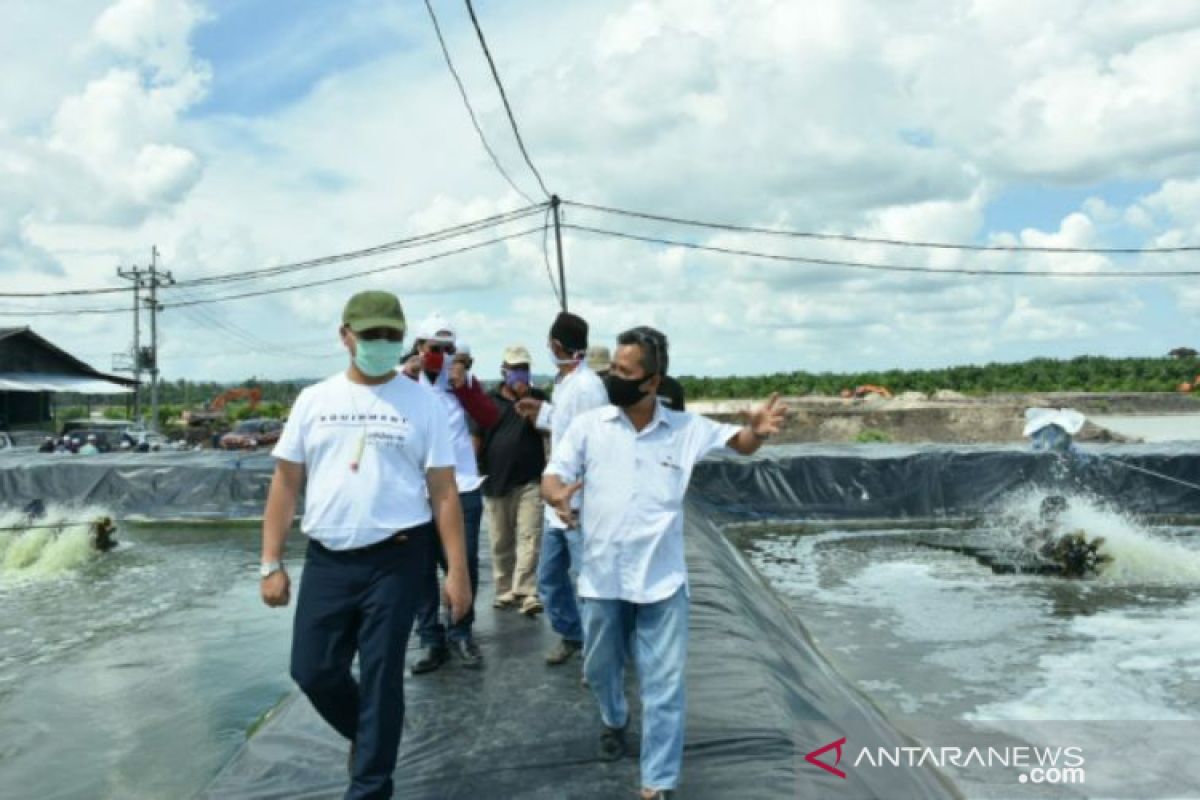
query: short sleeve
[
  {"left": 544, "top": 414, "right": 587, "bottom": 483},
  {"left": 272, "top": 389, "right": 310, "bottom": 464},
  {"left": 684, "top": 413, "right": 743, "bottom": 466},
  {"left": 424, "top": 395, "right": 456, "bottom": 470}
]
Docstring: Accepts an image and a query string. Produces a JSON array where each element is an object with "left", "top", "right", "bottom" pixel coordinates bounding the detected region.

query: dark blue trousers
[
  {"left": 416, "top": 489, "right": 482, "bottom": 646},
  {"left": 290, "top": 524, "right": 433, "bottom": 800}
]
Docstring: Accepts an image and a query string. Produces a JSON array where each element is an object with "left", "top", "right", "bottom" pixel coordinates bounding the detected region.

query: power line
[
  {"left": 424, "top": 0, "right": 537, "bottom": 204},
  {"left": 563, "top": 200, "right": 1200, "bottom": 255},
  {"left": 0, "top": 283, "right": 130, "bottom": 299},
  {"left": 162, "top": 226, "right": 543, "bottom": 309},
  {"left": 0, "top": 301, "right": 128, "bottom": 316},
  {"left": 0, "top": 225, "right": 542, "bottom": 316},
  {"left": 563, "top": 223, "right": 1200, "bottom": 279},
  {"left": 0, "top": 204, "right": 544, "bottom": 300},
  {"left": 174, "top": 203, "right": 545, "bottom": 289},
  {"left": 463, "top": 0, "right": 551, "bottom": 198},
  {"left": 169, "top": 286, "right": 340, "bottom": 360}
]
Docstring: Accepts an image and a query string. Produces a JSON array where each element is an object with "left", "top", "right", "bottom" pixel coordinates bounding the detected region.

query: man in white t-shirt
[
  {"left": 543, "top": 326, "right": 787, "bottom": 800},
  {"left": 515, "top": 311, "right": 608, "bottom": 665},
  {"left": 260, "top": 291, "right": 471, "bottom": 800}
]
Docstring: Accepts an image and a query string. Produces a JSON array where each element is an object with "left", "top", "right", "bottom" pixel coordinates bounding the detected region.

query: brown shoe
[
  {"left": 545, "top": 638, "right": 582, "bottom": 665},
  {"left": 520, "top": 596, "right": 544, "bottom": 616}
]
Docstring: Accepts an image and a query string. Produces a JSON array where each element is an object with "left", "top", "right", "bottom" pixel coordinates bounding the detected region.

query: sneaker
[
  {"left": 520, "top": 595, "right": 544, "bottom": 616},
  {"left": 493, "top": 592, "right": 517, "bottom": 609},
  {"left": 411, "top": 644, "right": 449, "bottom": 675},
  {"left": 450, "top": 638, "right": 483, "bottom": 669},
  {"left": 598, "top": 724, "right": 627, "bottom": 761},
  {"left": 545, "top": 638, "right": 582, "bottom": 665}
]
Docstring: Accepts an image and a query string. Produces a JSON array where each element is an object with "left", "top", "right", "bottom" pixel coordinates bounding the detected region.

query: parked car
[
  {"left": 219, "top": 419, "right": 283, "bottom": 450},
  {"left": 121, "top": 430, "right": 170, "bottom": 452},
  {"left": 61, "top": 419, "right": 143, "bottom": 438}
]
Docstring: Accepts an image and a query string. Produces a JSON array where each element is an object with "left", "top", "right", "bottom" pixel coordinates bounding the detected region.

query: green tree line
[{"left": 677, "top": 355, "right": 1200, "bottom": 399}]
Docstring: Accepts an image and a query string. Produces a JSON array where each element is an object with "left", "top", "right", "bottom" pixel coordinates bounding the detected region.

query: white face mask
[{"left": 547, "top": 345, "right": 580, "bottom": 367}]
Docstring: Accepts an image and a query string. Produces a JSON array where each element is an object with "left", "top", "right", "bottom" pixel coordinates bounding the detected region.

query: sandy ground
[{"left": 692, "top": 391, "right": 1200, "bottom": 444}]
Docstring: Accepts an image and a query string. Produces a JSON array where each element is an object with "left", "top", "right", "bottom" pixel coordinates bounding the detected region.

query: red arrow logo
[{"left": 805, "top": 737, "right": 848, "bottom": 779}]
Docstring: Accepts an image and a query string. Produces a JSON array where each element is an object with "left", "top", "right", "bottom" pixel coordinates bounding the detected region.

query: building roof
[{"left": 0, "top": 326, "right": 138, "bottom": 391}]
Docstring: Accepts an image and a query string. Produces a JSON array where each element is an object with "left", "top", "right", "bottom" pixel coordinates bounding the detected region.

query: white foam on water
[
  {"left": 0, "top": 505, "right": 117, "bottom": 580},
  {"left": 994, "top": 489, "right": 1200, "bottom": 585},
  {"left": 968, "top": 597, "right": 1200, "bottom": 722}
]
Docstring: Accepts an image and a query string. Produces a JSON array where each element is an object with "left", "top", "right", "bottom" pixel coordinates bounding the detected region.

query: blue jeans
[
  {"left": 580, "top": 587, "right": 689, "bottom": 791},
  {"left": 290, "top": 525, "right": 433, "bottom": 800},
  {"left": 416, "top": 489, "right": 482, "bottom": 646},
  {"left": 537, "top": 524, "right": 583, "bottom": 643}
]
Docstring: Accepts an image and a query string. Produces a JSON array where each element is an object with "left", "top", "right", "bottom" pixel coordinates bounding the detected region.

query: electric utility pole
[
  {"left": 116, "top": 264, "right": 145, "bottom": 420},
  {"left": 144, "top": 246, "right": 174, "bottom": 432},
  {"left": 551, "top": 195, "right": 567, "bottom": 312}
]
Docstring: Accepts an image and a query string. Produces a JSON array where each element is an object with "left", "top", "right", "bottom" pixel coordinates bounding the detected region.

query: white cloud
[
  {"left": 4, "top": 0, "right": 1200, "bottom": 379},
  {"left": 92, "top": 0, "right": 210, "bottom": 81}
]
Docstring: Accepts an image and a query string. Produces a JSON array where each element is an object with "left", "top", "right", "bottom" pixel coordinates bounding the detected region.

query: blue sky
[{"left": 3, "top": 0, "right": 1200, "bottom": 380}]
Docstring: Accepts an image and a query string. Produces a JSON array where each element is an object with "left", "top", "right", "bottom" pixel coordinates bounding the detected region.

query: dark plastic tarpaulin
[
  {"left": 8, "top": 444, "right": 1196, "bottom": 797},
  {"left": 199, "top": 448, "right": 966, "bottom": 800},
  {"left": 692, "top": 443, "right": 1200, "bottom": 521},
  {"left": 0, "top": 450, "right": 275, "bottom": 519},
  {"left": 4, "top": 443, "right": 1194, "bottom": 522}
]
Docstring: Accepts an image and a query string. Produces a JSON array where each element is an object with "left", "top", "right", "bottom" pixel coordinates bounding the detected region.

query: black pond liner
[{"left": 4, "top": 444, "right": 1197, "bottom": 797}]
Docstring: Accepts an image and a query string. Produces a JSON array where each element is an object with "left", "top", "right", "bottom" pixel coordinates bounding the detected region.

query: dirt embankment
[{"left": 694, "top": 392, "right": 1200, "bottom": 444}]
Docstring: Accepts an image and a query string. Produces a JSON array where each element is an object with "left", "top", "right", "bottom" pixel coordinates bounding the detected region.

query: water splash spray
[
  {"left": 993, "top": 489, "right": 1200, "bottom": 585},
  {"left": 0, "top": 505, "right": 117, "bottom": 579}
]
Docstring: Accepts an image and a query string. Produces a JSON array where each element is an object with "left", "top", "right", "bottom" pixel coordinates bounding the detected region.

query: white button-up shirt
[
  {"left": 545, "top": 403, "right": 741, "bottom": 603},
  {"left": 419, "top": 369, "right": 485, "bottom": 494},
  {"left": 535, "top": 361, "right": 608, "bottom": 529}
]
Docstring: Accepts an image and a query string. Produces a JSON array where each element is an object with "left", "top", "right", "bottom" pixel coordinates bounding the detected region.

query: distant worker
[
  {"left": 79, "top": 435, "right": 100, "bottom": 455},
  {"left": 38, "top": 436, "right": 55, "bottom": 453},
  {"left": 412, "top": 314, "right": 500, "bottom": 673},
  {"left": 479, "top": 345, "right": 547, "bottom": 616},
  {"left": 259, "top": 290, "right": 470, "bottom": 799},
  {"left": 516, "top": 312, "right": 608, "bottom": 666},
  {"left": 543, "top": 325, "right": 788, "bottom": 799}
]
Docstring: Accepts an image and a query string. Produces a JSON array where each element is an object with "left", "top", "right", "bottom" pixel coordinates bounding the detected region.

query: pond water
[
  {"left": 744, "top": 491, "right": 1200, "bottom": 796},
  {"left": 0, "top": 519, "right": 295, "bottom": 799}
]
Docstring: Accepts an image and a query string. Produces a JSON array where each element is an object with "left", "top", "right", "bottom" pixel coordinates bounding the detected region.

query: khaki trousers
[{"left": 485, "top": 481, "right": 544, "bottom": 598}]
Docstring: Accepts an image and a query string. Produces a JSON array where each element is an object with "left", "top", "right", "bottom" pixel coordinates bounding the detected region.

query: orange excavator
[
  {"left": 211, "top": 387, "right": 262, "bottom": 411},
  {"left": 181, "top": 388, "right": 263, "bottom": 443},
  {"left": 841, "top": 384, "right": 893, "bottom": 400}
]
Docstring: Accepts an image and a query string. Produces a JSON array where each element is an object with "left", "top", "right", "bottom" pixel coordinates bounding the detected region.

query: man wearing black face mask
[{"left": 542, "top": 326, "right": 788, "bottom": 800}]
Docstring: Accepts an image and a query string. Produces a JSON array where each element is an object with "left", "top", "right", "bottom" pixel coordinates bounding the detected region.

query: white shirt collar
[{"left": 602, "top": 398, "right": 674, "bottom": 432}]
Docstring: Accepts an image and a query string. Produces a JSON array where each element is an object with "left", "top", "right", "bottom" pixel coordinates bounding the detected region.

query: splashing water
[
  {"left": 0, "top": 505, "right": 116, "bottom": 579},
  {"left": 992, "top": 489, "right": 1200, "bottom": 585}
]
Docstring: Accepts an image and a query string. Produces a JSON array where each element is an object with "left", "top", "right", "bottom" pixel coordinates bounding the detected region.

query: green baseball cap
[{"left": 342, "top": 291, "right": 407, "bottom": 334}]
